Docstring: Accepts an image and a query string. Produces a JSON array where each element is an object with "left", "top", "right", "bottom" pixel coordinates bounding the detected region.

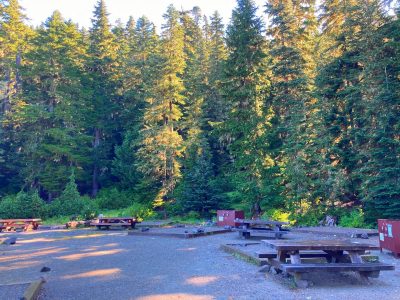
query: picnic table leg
[
  {"left": 324, "top": 250, "right": 345, "bottom": 263},
  {"left": 289, "top": 251, "right": 310, "bottom": 288},
  {"left": 271, "top": 250, "right": 287, "bottom": 275},
  {"left": 347, "top": 250, "right": 376, "bottom": 283},
  {"left": 240, "top": 225, "right": 250, "bottom": 239},
  {"left": 33, "top": 222, "right": 39, "bottom": 230}
]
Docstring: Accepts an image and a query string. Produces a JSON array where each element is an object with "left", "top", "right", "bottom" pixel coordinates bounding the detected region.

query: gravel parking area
[
  {"left": 0, "top": 283, "right": 29, "bottom": 300},
  {"left": 0, "top": 228, "right": 399, "bottom": 300}
]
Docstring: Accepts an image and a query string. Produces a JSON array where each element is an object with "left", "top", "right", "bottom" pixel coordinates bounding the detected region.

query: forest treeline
[{"left": 0, "top": 0, "right": 399, "bottom": 225}]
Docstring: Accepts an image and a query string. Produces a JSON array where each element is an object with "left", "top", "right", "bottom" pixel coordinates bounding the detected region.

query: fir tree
[
  {"left": 179, "top": 139, "right": 219, "bottom": 216},
  {"left": 112, "top": 16, "right": 160, "bottom": 190},
  {"left": 315, "top": 0, "right": 387, "bottom": 215},
  {"left": 9, "top": 11, "right": 92, "bottom": 199},
  {"left": 0, "top": 0, "right": 32, "bottom": 113},
  {"left": 357, "top": 3, "right": 400, "bottom": 220},
  {"left": 205, "top": 11, "right": 228, "bottom": 124},
  {"left": 0, "top": 0, "right": 32, "bottom": 194},
  {"left": 87, "top": 0, "right": 119, "bottom": 196},
  {"left": 222, "top": 0, "right": 272, "bottom": 215},
  {"left": 265, "top": 0, "right": 317, "bottom": 213},
  {"left": 136, "top": 5, "right": 186, "bottom": 206}
]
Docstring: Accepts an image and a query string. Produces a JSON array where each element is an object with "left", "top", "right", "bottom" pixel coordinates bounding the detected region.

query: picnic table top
[
  {"left": 0, "top": 219, "right": 42, "bottom": 222},
  {"left": 97, "top": 217, "right": 138, "bottom": 221},
  {"left": 262, "top": 239, "right": 380, "bottom": 251},
  {"left": 236, "top": 219, "right": 289, "bottom": 226}
]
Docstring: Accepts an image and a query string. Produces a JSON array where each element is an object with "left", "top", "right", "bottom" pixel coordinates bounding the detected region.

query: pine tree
[
  {"left": 179, "top": 139, "right": 219, "bottom": 216},
  {"left": 205, "top": 11, "right": 228, "bottom": 124},
  {"left": 87, "top": 0, "right": 119, "bottom": 196},
  {"left": 203, "top": 11, "right": 231, "bottom": 199},
  {"left": 8, "top": 11, "right": 92, "bottom": 199},
  {"left": 265, "top": 0, "right": 317, "bottom": 213},
  {"left": 0, "top": 0, "right": 33, "bottom": 194},
  {"left": 317, "top": 0, "right": 385, "bottom": 220},
  {"left": 222, "top": 0, "right": 272, "bottom": 215},
  {"left": 112, "top": 16, "right": 160, "bottom": 190},
  {"left": 0, "top": 0, "right": 32, "bottom": 113},
  {"left": 314, "top": 0, "right": 385, "bottom": 211},
  {"left": 136, "top": 5, "right": 186, "bottom": 207},
  {"left": 357, "top": 3, "right": 400, "bottom": 220}
]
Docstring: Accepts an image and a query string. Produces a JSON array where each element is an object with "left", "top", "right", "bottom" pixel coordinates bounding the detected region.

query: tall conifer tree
[
  {"left": 113, "top": 16, "right": 160, "bottom": 190},
  {"left": 0, "top": 0, "right": 33, "bottom": 193},
  {"left": 137, "top": 5, "right": 186, "bottom": 206},
  {"left": 222, "top": 0, "right": 272, "bottom": 215},
  {"left": 265, "top": 0, "right": 317, "bottom": 212},
  {"left": 10, "top": 11, "right": 91, "bottom": 199},
  {"left": 87, "top": 0, "right": 119, "bottom": 196}
]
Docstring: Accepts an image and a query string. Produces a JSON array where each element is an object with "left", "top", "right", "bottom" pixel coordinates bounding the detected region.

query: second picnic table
[
  {"left": 235, "top": 219, "right": 289, "bottom": 239},
  {"left": 262, "top": 239, "right": 395, "bottom": 287},
  {"left": 91, "top": 217, "right": 139, "bottom": 230},
  {"left": 0, "top": 219, "right": 42, "bottom": 232}
]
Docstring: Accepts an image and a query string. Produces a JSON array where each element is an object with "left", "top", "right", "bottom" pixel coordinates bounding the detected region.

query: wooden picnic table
[
  {"left": 90, "top": 217, "right": 139, "bottom": 230},
  {"left": 262, "top": 239, "right": 395, "bottom": 287},
  {"left": 235, "top": 219, "right": 289, "bottom": 239},
  {"left": 0, "top": 219, "right": 42, "bottom": 232}
]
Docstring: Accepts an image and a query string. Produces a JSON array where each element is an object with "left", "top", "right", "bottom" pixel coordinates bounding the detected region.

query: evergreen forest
[{"left": 1, "top": 0, "right": 399, "bottom": 226}]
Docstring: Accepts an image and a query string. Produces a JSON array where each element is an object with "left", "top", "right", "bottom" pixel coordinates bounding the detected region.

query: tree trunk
[
  {"left": 92, "top": 165, "right": 99, "bottom": 197},
  {"left": 2, "top": 69, "right": 12, "bottom": 113},
  {"left": 91, "top": 128, "right": 101, "bottom": 197}
]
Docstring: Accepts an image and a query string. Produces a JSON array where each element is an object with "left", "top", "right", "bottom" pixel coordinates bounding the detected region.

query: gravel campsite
[{"left": 1, "top": 226, "right": 400, "bottom": 300}]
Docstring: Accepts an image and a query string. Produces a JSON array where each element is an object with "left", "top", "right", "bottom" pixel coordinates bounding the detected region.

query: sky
[{"left": 19, "top": 0, "right": 267, "bottom": 31}]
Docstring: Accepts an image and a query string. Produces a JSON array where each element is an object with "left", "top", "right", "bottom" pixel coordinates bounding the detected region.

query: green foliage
[
  {"left": 169, "top": 211, "right": 204, "bottom": 224},
  {"left": 94, "top": 188, "right": 134, "bottom": 209},
  {"left": 262, "top": 209, "right": 290, "bottom": 223},
  {"left": 48, "top": 173, "right": 98, "bottom": 219},
  {"left": 295, "top": 211, "right": 321, "bottom": 227},
  {"left": 177, "top": 140, "right": 220, "bottom": 217},
  {"left": 0, "top": 191, "right": 46, "bottom": 219},
  {"left": 136, "top": 4, "right": 186, "bottom": 205},
  {"left": 49, "top": 195, "right": 98, "bottom": 220},
  {"left": 339, "top": 209, "right": 366, "bottom": 228},
  {"left": 1, "top": 0, "right": 399, "bottom": 227},
  {"left": 221, "top": 0, "right": 275, "bottom": 216},
  {"left": 42, "top": 215, "right": 71, "bottom": 225},
  {"left": 126, "top": 202, "right": 154, "bottom": 221}
]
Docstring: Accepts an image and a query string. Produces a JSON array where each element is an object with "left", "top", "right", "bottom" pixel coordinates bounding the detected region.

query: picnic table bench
[
  {"left": 234, "top": 219, "right": 289, "bottom": 239},
  {"left": 262, "top": 239, "right": 395, "bottom": 287},
  {"left": 0, "top": 219, "right": 42, "bottom": 232},
  {"left": 90, "top": 217, "right": 139, "bottom": 230}
]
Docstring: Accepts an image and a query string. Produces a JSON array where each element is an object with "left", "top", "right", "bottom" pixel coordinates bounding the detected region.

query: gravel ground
[
  {"left": 0, "top": 228, "right": 399, "bottom": 300},
  {"left": 0, "top": 283, "right": 29, "bottom": 300}
]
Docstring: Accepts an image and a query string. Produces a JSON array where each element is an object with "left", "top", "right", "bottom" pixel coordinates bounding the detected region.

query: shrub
[
  {"left": 94, "top": 188, "right": 134, "bottom": 210},
  {"left": 49, "top": 172, "right": 98, "bottom": 219},
  {"left": 339, "top": 209, "right": 366, "bottom": 228},
  {"left": 49, "top": 196, "right": 98, "bottom": 219},
  {"left": 0, "top": 191, "right": 46, "bottom": 219},
  {"left": 262, "top": 209, "right": 290, "bottom": 223},
  {"left": 0, "top": 195, "right": 21, "bottom": 218},
  {"left": 186, "top": 211, "right": 201, "bottom": 220},
  {"left": 80, "top": 196, "right": 99, "bottom": 220},
  {"left": 127, "top": 203, "right": 154, "bottom": 221}
]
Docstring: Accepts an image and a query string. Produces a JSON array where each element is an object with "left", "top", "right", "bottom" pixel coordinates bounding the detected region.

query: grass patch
[
  {"left": 168, "top": 216, "right": 206, "bottom": 225},
  {"left": 232, "top": 252, "right": 259, "bottom": 266},
  {"left": 42, "top": 208, "right": 207, "bottom": 226},
  {"left": 42, "top": 216, "right": 70, "bottom": 225}
]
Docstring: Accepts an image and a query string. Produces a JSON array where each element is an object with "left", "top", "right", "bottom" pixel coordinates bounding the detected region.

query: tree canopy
[{"left": 1, "top": 0, "right": 399, "bottom": 224}]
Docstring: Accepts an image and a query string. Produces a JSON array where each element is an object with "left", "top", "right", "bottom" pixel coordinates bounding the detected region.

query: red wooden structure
[
  {"left": 216, "top": 210, "right": 244, "bottom": 227},
  {"left": 378, "top": 219, "right": 400, "bottom": 257}
]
